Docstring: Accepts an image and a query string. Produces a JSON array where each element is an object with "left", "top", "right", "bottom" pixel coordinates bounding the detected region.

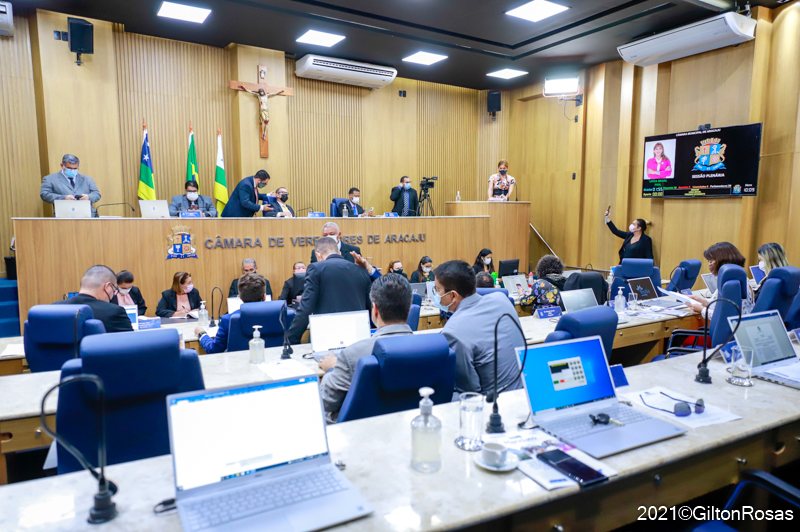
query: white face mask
[
  {"left": 351, "top": 196, "right": 360, "bottom": 204},
  {"left": 629, "top": 224, "right": 637, "bottom": 233},
  {"left": 183, "top": 283, "right": 194, "bottom": 294},
  {"left": 422, "top": 266, "right": 431, "bottom": 273},
  {"left": 118, "top": 288, "right": 131, "bottom": 295},
  {"left": 186, "top": 192, "right": 199, "bottom": 201},
  {"left": 758, "top": 260, "right": 766, "bottom": 272},
  {"left": 483, "top": 257, "right": 492, "bottom": 265}
]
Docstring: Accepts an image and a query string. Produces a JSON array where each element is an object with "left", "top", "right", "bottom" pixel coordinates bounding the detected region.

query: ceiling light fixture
[
  {"left": 296, "top": 30, "right": 346, "bottom": 47},
  {"left": 487, "top": 69, "right": 528, "bottom": 80},
  {"left": 507, "top": 0, "right": 569, "bottom": 23},
  {"left": 157, "top": 2, "right": 211, "bottom": 24},
  {"left": 402, "top": 52, "right": 448, "bottom": 65}
]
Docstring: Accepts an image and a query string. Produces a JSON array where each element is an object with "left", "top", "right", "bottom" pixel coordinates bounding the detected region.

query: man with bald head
[
  {"left": 53, "top": 265, "right": 134, "bottom": 333},
  {"left": 309, "top": 222, "right": 360, "bottom": 264},
  {"left": 287, "top": 237, "right": 372, "bottom": 344}
]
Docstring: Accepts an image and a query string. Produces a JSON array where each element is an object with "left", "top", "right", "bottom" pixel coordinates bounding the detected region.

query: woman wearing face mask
[
  {"left": 604, "top": 208, "right": 653, "bottom": 263},
  {"left": 156, "top": 271, "right": 203, "bottom": 318},
  {"left": 753, "top": 243, "right": 789, "bottom": 303},
  {"left": 687, "top": 242, "right": 754, "bottom": 318},
  {"left": 111, "top": 270, "right": 146, "bottom": 315},
  {"left": 387, "top": 260, "right": 407, "bottom": 279},
  {"left": 487, "top": 160, "right": 515, "bottom": 201},
  {"left": 410, "top": 256, "right": 435, "bottom": 283},
  {"left": 472, "top": 249, "right": 494, "bottom": 275}
]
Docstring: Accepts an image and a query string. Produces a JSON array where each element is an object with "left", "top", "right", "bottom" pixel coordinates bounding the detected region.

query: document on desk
[
  {"left": 0, "top": 343, "right": 24, "bottom": 358},
  {"left": 659, "top": 308, "right": 691, "bottom": 317},
  {"left": 257, "top": 359, "right": 315, "bottom": 380},
  {"left": 622, "top": 386, "right": 741, "bottom": 428},
  {"left": 637, "top": 311, "right": 670, "bottom": 320}
]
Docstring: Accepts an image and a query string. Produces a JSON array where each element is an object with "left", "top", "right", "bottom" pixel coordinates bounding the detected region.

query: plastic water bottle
[
  {"left": 249, "top": 325, "right": 264, "bottom": 364},
  {"left": 528, "top": 272, "right": 534, "bottom": 287},
  {"left": 198, "top": 301, "right": 209, "bottom": 327},
  {"left": 615, "top": 287, "right": 626, "bottom": 312},
  {"left": 456, "top": 191, "right": 461, "bottom": 202},
  {"left": 411, "top": 387, "right": 441, "bottom": 473}
]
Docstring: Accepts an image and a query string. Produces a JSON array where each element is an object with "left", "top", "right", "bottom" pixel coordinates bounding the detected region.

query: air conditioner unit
[
  {"left": 0, "top": 2, "right": 14, "bottom": 37},
  {"left": 295, "top": 55, "right": 397, "bottom": 89},
  {"left": 617, "top": 12, "right": 756, "bottom": 67}
]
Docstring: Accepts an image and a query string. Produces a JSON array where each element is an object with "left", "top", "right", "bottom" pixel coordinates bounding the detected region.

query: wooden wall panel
[
  {"left": 477, "top": 89, "right": 511, "bottom": 193},
  {"left": 114, "top": 29, "right": 234, "bottom": 214},
  {"left": 0, "top": 16, "right": 42, "bottom": 276}
]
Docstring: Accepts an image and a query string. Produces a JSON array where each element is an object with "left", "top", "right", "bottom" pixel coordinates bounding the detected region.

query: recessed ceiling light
[
  {"left": 487, "top": 69, "right": 528, "bottom": 80},
  {"left": 402, "top": 52, "right": 448, "bottom": 65},
  {"left": 296, "top": 30, "right": 346, "bottom": 47},
  {"left": 157, "top": 2, "right": 211, "bottom": 24},
  {"left": 506, "top": 0, "right": 569, "bottom": 23}
]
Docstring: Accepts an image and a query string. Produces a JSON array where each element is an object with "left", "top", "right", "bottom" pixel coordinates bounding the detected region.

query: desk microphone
[
  {"left": 73, "top": 308, "right": 82, "bottom": 359},
  {"left": 209, "top": 287, "right": 223, "bottom": 327},
  {"left": 96, "top": 203, "right": 136, "bottom": 215},
  {"left": 486, "top": 313, "right": 529, "bottom": 434},
  {"left": 279, "top": 301, "right": 293, "bottom": 359},
  {"left": 295, "top": 207, "right": 315, "bottom": 216},
  {"left": 695, "top": 298, "right": 741, "bottom": 384}
]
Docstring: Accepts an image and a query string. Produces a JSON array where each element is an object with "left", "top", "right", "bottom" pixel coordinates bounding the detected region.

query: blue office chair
[
  {"left": 337, "top": 334, "right": 456, "bottom": 422},
  {"left": 691, "top": 470, "right": 800, "bottom": 532},
  {"left": 751, "top": 266, "right": 800, "bottom": 320},
  {"left": 476, "top": 287, "right": 515, "bottom": 307},
  {"left": 412, "top": 292, "right": 422, "bottom": 307},
  {"left": 330, "top": 198, "right": 348, "bottom": 217},
  {"left": 227, "top": 301, "right": 296, "bottom": 351},
  {"left": 56, "top": 329, "right": 204, "bottom": 474},
  {"left": 563, "top": 271, "right": 609, "bottom": 305},
  {"left": 610, "top": 259, "right": 662, "bottom": 300},
  {"left": 544, "top": 306, "right": 619, "bottom": 357},
  {"left": 407, "top": 304, "right": 421, "bottom": 332},
  {"left": 665, "top": 259, "right": 702, "bottom": 292},
  {"left": 23, "top": 305, "right": 106, "bottom": 373},
  {"left": 786, "top": 291, "right": 800, "bottom": 331}
]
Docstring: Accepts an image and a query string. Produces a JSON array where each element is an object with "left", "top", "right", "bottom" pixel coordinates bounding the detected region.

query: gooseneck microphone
[
  {"left": 486, "top": 313, "right": 529, "bottom": 434},
  {"left": 695, "top": 298, "right": 741, "bottom": 384},
  {"left": 279, "top": 301, "right": 293, "bottom": 359},
  {"left": 295, "top": 207, "right": 315, "bottom": 216},
  {"left": 95, "top": 203, "right": 136, "bottom": 215},
  {"left": 73, "top": 307, "right": 82, "bottom": 359},
  {"left": 209, "top": 287, "right": 223, "bottom": 327},
  {"left": 40, "top": 374, "right": 117, "bottom": 524}
]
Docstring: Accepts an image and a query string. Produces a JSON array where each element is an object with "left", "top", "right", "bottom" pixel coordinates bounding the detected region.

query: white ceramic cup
[{"left": 481, "top": 443, "right": 507, "bottom": 467}]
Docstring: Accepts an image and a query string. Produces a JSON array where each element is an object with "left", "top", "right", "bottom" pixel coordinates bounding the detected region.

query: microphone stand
[
  {"left": 209, "top": 286, "right": 223, "bottom": 327},
  {"left": 279, "top": 301, "right": 293, "bottom": 359},
  {"left": 74, "top": 307, "right": 82, "bottom": 359},
  {"left": 95, "top": 203, "right": 136, "bottom": 216},
  {"left": 696, "top": 298, "right": 741, "bottom": 384},
  {"left": 486, "top": 312, "right": 529, "bottom": 434},
  {"left": 40, "top": 374, "right": 117, "bottom": 524}
]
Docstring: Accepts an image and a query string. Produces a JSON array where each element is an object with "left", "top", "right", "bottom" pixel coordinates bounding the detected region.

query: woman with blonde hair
[
  {"left": 754, "top": 243, "right": 789, "bottom": 303},
  {"left": 487, "top": 160, "right": 515, "bottom": 201}
]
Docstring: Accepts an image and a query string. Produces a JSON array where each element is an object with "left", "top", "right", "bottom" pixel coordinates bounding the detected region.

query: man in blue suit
[
  {"left": 195, "top": 273, "right": 268, "bottom": 353},
  {"left": 220, "top": 170, "right": 274, "bottom": 217}
]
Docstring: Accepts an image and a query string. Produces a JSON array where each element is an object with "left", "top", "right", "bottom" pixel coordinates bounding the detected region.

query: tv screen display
[{"left": 641, "top": 123, "right": 762, "bottom": 199}]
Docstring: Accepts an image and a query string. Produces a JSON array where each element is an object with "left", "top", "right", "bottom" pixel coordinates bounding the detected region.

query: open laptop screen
[
  {"left": 627, "top": 277, "right": 657, "bottom": 300},
  {"left": 728, "top": 310, "right": 796, "bottom": 367},
  {"left": 168, "top": 378, "right": 328, "bottom": 492},
  {"left": 310, "top": 310, "right": 370, "bottom": 352},
  {"left": 701, "top": 273, "right": 717, "bottom": 294},
  {"left": 749, "top": 266, "right": 766, "bottom": 284},
  {"left": 519, "top": 337, "right": 616, "bottom": 416},
  {"left": 560, "top": 288, "right": 597, "bottom": 313}
]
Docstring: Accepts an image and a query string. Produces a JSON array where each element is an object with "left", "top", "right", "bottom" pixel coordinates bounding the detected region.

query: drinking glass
[
  {"left": 454, "top": 392, "right": 484, "bottom": 451},
  {"left": 726, "top": 345, "right": 754, "bottom": 387},
  {"left": 627, "top": 292, "right": 638, "bottom": 311}
]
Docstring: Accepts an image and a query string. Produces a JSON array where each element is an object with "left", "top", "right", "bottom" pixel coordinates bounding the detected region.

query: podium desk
[{"left": 445, "top": 202, "right": 530, "bottom": 271}]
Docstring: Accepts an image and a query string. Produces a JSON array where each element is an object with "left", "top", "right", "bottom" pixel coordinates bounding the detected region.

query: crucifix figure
[{"left": 229, "top": 65, "right": 294, "bottom": 158}]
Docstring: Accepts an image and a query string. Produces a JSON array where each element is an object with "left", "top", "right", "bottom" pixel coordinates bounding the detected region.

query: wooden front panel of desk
[
  {"left": 445, "top": 202, "right": 530, "bottom": 270},
  {"left": 13, "top": 217, "right": 494, "bottom": 327}
]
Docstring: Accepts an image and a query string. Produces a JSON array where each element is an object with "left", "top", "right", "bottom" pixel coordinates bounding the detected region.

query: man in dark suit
[
  {"left": 169, "top": 180, "right": 218, "bottom": 217},
  {"left": 309, "top": 222, "right": 361, "bottom": 264},
  {"left": 279, "top": 262, "right": 306, "bottom": 303},
  {"left": 264, "top": 187, "right": 295, "bottom": 218},
  {"left": 220, "top": 170, "right": 274, "bottom": 217},
  {"left": 287, "top": 237, "right": 372, "bottom": 344},
  {"left": 336, "top": 187, "right": 373, "bottom": 217},
  {"left": 53, "top": 265, "right": 133, "bottom": 333},
  {"left": 229, "top": 258, "right": 273, "bottom": 299},
  {"left": 390, "top": 176, "right": 419, "bottom": 217}
]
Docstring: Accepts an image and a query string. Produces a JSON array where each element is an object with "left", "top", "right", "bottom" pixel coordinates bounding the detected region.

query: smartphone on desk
[{"left": 537, "top": 449, "right": 608, "bottom": 488}]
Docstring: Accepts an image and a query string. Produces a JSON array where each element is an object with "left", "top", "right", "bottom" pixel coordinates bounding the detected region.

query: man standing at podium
[
  {"left": 390, "top": 176, "right": 418, "bottom": 217},
  {"left": 40, "top": 154, "right": 101, "bottom": 210}
]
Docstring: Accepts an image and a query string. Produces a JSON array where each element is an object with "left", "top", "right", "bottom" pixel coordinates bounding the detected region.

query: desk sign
[
  {"left": 308, "top": 212, "right": 325, "bottom": 218},
  {"left": 384, "top": 212, "right": 399, "bottom": 217},
  {"left": 680, "top": 289, "right": 693, "bottom": 296},
  {"left": 180, "top": 211, "right": 203, "bottom": 218},
  {"left": 536, "top": 307, "right": 562, "bottom": 319}
]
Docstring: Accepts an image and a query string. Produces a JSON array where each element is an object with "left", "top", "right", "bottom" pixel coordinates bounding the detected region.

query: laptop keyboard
[
  {"left": 542, "top": 404, "right": 651, "bottom": 443},
  {"left": 182, "top": 468, "right": 348, "bottom": 531}
]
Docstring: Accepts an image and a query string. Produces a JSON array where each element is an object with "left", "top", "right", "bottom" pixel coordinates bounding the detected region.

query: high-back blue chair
[
  {"left": 544, "top": 306, "right": 619, "bottom": 357},
  {"left": 56, "top": 329, "right": 204, "bottom": 474},
  {"left": 476, "top": 287, "right": 515, "bottom": 307},
  {"left": 330, "top": 198, "right": 348, "bottom": 217},
  {"left": 337, "top": 334, "right": 456, "bottom": 422},
  {"left": 227, "top": 301, "right": 296, "bottom": 351},
  {"left": 23, "top": 304, "right": 106, "bottom": 373},
  {"left": 751, "top": 266, "right": 800, "bottom": 320},
  {"left": 610, "top": 259, "right": 662, "bottom": 300},
  {"left": 407, "top": 304, "right": 421, "bottom": 332},
  {"left": 786, "top": 291, "right": 800, "bottom": 331},
  {"left": 412, "top": 292, "right": 422, "bottom": 307},
  {"left": 666, "top": 259, "right": 701, "bottom": 292}
]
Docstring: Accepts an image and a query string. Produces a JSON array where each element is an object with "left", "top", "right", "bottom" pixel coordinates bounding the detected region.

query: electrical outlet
[
  {"left": 54, "top": 30, "right": 61, "bottom": 40},
  {"left": 572, "top": 173, "right": 576, "bottom": 180}
]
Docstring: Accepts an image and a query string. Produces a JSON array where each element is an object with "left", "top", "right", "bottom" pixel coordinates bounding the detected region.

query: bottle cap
[
  {"left": 200, "top": 301, "right": 206, "bottom": 309},
  {"left": 252, "top": 325, "right": 262, "bottom": 338},
  {"left": 419, "top": 387, "right": 434, "bottom": 414}
]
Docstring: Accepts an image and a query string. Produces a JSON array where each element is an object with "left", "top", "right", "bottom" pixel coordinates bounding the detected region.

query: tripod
[{"left": 418, "top": 188, "right": 435, "bottom": 217}]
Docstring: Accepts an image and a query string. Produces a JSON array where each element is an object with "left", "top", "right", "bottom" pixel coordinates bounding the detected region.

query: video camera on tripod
[
  {"left": 418, "top": 176, "right": 438, "bottom": 216},
  {"left": 420, "top": 176, "right": 438, "bottom": 191}
]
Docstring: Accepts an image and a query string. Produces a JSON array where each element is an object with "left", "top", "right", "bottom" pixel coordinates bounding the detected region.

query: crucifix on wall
[{"left": 229, "top": 65, "right": 294, "bottom": 158}]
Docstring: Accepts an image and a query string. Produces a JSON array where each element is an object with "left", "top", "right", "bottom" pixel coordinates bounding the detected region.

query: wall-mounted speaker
[
  {"left": 68, "top": 17, "right": 93, "bottom": 55},
  {"left": 487, "top": 91, "right": 501, "bottom": 113}
]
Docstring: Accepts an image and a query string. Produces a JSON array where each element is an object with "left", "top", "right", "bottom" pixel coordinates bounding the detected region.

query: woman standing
[
  {"left": 410, "top": 256, "right": 435, "bottom": 283},
  {"left": 487, "top": 160, "right": 515, "bottom": 201},
  {"left": 645, "top": 142, "right": 672, "bottom": 179},
  {"left": 604, "top": 207, "right": 653, "bottom": 263},
  {"left": 472, "top": 249, "right": 494, "bottom": 275}
]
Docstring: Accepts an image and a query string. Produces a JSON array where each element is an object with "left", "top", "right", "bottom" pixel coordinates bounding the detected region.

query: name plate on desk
[
  {"left": 308, "top": 212, "right": 325, "bottom": 218},
  {"left": 383, "top": 212, "right": 399, "bottom": 217},
  {"left": 138, "top": 317, "right": 161, "bottom": 330},
  {"left": 536, "top": 307, "right": 562, "bottom": 319},
  {"left": 180, "top": 211, "right": 203, "bottom": 218},
  {"left": 680, "top": 289, "right": 693, "bottom": 296}
]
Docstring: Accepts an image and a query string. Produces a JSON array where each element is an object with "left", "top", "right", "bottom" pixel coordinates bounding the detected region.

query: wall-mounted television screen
[{"left": 641, "top": 123, "right": 762, "bottom": 199}]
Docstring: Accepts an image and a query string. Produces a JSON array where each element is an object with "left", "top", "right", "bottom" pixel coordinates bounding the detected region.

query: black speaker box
[
  {"left": 68, "top": 18, "right": 93, "bottom": 55},
  {"left": 487, "top": 91, "right": 501, "bottom": 113}
]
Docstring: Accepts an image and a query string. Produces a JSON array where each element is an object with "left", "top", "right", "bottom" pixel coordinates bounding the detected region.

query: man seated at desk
[
  {"left": 195, "top": 273, "right": 268, "bottom": 354},
  {"left": 169, "top": 179, "right": 217, "bottom": 217},
  {"left": 53, "top": 265, "right": 133, "bottom": 333},
  {"left": 318, "top": 274, "right": 414, "bottom": 422},
  {"left": 278, "top": 262, "right": 306, "bottom": 304},
  {"left": 40, "top": 154, "right": 101, "bottom": 214},
  {"left": 264, "top": 187, "right": 294, "bottom": 217},
  {"left": 337, "top": 188, "right": 373, "bottom": 217},
  {"left": 229, "top": 258, "right": 272, "bottom": 299},
  {"left": 310, "top": 222, "right": 360, "bottom": 265}
]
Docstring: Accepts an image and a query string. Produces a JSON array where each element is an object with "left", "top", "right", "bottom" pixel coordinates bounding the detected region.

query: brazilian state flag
[
  {"left": 186, "top": 125, "right": 199, "bottom": 182},
  {"left": 138, "top": 125, "right": 156, "bottom": 200}
]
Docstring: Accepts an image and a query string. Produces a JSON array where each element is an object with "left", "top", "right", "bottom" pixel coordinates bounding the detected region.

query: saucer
[{"left": 473, "top": 452, "right": 520, "bottom": 472}]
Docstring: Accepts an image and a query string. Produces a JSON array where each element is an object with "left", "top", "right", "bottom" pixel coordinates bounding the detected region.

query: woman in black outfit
[
  {"left": 472, "top": 249, "right": 494, "bottom": 275},
  {"left": 603, "top": 208, "right": 653, "bottom": 264}
]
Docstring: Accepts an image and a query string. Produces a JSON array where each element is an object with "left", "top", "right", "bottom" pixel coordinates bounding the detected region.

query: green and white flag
[{"left": 214, "top": 128, "right": 228, "bottom": 216}]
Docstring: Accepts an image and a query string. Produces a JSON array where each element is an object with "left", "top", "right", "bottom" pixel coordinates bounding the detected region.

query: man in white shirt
[{"left": 265, "top": 186, "right": 294, "bottom": 217}]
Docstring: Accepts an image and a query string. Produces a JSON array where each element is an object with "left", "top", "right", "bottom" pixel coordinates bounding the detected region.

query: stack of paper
[{"left": 257, "top": 359, "right": 315, "bottom": 380}]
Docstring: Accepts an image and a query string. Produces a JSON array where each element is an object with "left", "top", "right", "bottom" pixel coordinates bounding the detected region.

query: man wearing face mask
[
  {"left": 264, "top": 186, "right": 294, "bottom": 217},
  {"left": 337, "top": 188, "right": 373, "bottom": 217},
  {"left": 169, "top": 180, "right": 218, "bottom": 217},
  {"left": 53, "top": 265, "right": 133, "bottom": 333},
  {"left": 220, "top": 170, "right": 274, "bottom": 217},
  {"left": 40, "top": 154, "right": 102, "bottom": 215},
  {"left": 390, "top": 176, "right": 419, "bottom": 217},
  {"left": 309, "top": 222, "right": 361, "bottom": 264}
]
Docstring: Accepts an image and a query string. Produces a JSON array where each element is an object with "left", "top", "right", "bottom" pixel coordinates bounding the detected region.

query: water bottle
[
  {"left": 456, "top": 191, "right": 461, "bottom": 202},
  {"left": 411, "top": 387, "right": 441, "bottom": 473},
  {"left": 528, "top": 272, "right": 534, "bottom": 287},
  {"left": 615, "top": 287, "right": 626, "bottom": 312},
  {"left": 249, "top": 325, "right": 264, "bottom": 364},
  {"left": 198, "top": 301, "right": 209, "bottom": 327}
]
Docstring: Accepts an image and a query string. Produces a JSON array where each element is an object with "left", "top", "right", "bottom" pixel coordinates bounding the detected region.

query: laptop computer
[
  {"left": 560, "top": 288, "right": 598, "bottom": 313},
  {"left": 498, "top": 259, "right": 520, "bottom": 278},
  {"left": 54, "top": 200, "right": 92, "bottom": 218},
  {"left": 503, "top": 275, "right": 528, "bottom": 300},
  {"left": 518, "top": 337, "right": 686, "bottom": 459},
  {"left": 409, "top": 282, "right": 430, "bottom": 302},
  {"left": 627, "top": 277, "right": 685, "bottom": 309},
  {"left": 749, "top": 265, "right": 766, "bottom": 285},
  {"left": 166, "top": 377, "right": 373, "bottom": 532},
  {"left": 309, "top": 310, "right": 371, "bottom": 361},
  {"left": 139, "top": 199, "right": 171, "bottom": 218},
  {"left": 728, "top": 310, "right": 800, "bottom": 389},
  {"left": 701, "top": 273, "right": 717, "bottom": 295}
]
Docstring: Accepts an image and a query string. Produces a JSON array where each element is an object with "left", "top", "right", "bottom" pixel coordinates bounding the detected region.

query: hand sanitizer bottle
[
  {"left": 456, "top": 191, "right": 461, "bottom": 202},
  {"left": 250, "top": 325, "right": 264, "bottom": 364},
  {"left": 411, "top": 387, "right": 441, "bottom": 473},
  {"left": 343, "top": 205, "right": 349, "bottom": 217},
  {"left": 615, "top": 287, "right": 626, "bottom": 312},
  {"left": 198, "top": 301, "right": 209, "bottom": 327}
]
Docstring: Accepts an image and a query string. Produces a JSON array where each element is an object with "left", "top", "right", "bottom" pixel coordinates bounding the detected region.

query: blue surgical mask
[
  {"left": 431, "top": 289, "right": 454, "bottom": 312},
  {"left": 404, "top": 182, "right": 411, "bottom": 190},
  {"left": 63, "top": 168, "right": 78, "bottom": 179}
]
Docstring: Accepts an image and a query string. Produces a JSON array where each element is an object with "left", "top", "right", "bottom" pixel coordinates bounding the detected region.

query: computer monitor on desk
[
  {"left": 498, "top": 259, "right": 519, "bottom": 278},
  {"left": 54, "top": 200, "right": 92, "bottom": 218}
]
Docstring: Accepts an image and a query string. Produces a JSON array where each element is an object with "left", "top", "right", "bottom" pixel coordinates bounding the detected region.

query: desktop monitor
[{"left": 498, "top": 259, "right": 520, "bottom": 278}]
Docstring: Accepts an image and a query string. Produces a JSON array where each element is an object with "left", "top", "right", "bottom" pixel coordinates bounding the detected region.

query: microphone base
[
  {"left": 485, "top": 413, "right": 505, "bottom": 434},
  {"left": 281, "top": 344, "right": 293, "bottom": 359},
  {"left": 695, "top": 365, "right": 712, "bottom": 384},
  {"left": 209, "top": 320, "right": 217, "bottom": 328},
  {"left": 88, "top": 490, "right": 118, "bottom": 524}
]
